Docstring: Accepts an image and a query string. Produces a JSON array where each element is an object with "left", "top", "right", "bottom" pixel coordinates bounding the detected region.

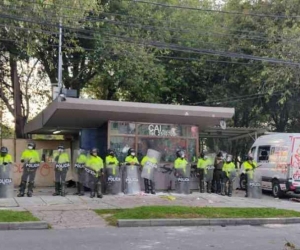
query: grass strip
[
  {"left": 95, "top": 206, "right": 300, "bottom": 226},
  {"left": 0, "top": 210, "right": 39, "bottom": 222}
]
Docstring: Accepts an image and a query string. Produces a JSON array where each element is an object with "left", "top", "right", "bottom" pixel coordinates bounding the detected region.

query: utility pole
[{"left": 57, "top": 18, "right": 63, "bottom": 93}]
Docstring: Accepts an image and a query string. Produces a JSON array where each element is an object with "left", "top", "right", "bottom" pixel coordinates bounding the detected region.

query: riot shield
[
  {"left": 141, "top": 161, "right": 157, "bottom": 181},
  {"left": 83, "top": 166, "right": 98, "bottom": 189},
  {"left": 105, "top": 165, "right": 122, "bottom": 195},
  {"left": 0, "top": 164, "right": 13, "bottom": 198},
  {"left": 247, "top": 170, "right": 262, "bottom": 199},
  {"left": 228, "top": 170, "right": 237, "bottom": 182},
  {"left": 74, "top": 163, "right": 86, "bottom": 186},
  {"left": 205, "top": 165, "right": 215, "bottom": 182},
  {"left": 174, "top": 165, "right": 191, "bottom": 194},
  {"left": 141, "top": 149, "right": 161, "bottom": 181},
  {"left": 124, "top": 165, "right": 141, "bottom": 195}
]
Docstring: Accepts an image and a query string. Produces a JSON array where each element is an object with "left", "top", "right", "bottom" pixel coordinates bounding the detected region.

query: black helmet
[
  {"left": 108, "top": 148, "right": 115, "bottom": 155},
  {"left": 200, "top": 151, "right": 205, "bottom": 158},
  {"left": 58, "top": 145, "right": 65, "bottom": 150},
  {"left": 176, "top": 150, "right": 184, "bottom": 158},
  {"left": 0, "top": 147, "right": 8, "bottom": 154},
  {"left": 247, "top": 153, "right": 254, "bottom": 161},
  {"left": 217, "top": 151, "right": 223, "bottom": 158},
  {"left": 91, "top": 148, "right": 98, "bottom": 155},
  {"left": 128, "top": 148, "right": 135, "bottom": 156},
  {"left": 28, "top": 142, "right": 36, "bottom": 149}
]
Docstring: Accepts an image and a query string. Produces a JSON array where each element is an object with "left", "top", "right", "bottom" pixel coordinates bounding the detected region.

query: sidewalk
[{"left": 1, "top": 188, "right": 300, "bottom": 229}]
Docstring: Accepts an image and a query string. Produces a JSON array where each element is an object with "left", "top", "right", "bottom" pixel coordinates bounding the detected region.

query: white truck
[{"left": 239, "top": 133, "right": 300, "bottom": 198}]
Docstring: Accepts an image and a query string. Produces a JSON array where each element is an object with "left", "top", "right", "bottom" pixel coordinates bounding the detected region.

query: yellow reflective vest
[
  {"left": 0, "top": 154, "right": 13, "bottom": 171},
  {"left": 105, "top": 155, "right": 119, "bottom": 175},
  {"left": 174, "top": 158, "right": 188, "bottom": 174},
  {"left": 76, "top": 154, "right": 87, "bottom": 164},
  {"left": 21, "top": 149, "right": 40, "bottom": 163},
  {"left": 53, "top": 152, "right": 70, "bottom": 163},
  {"left": 125, "top": 156, "right": 139, "bottom": 165},
  {"left": 86, "top": 155, "right": 104, "bottom": 177},
  {"left": 222, "top": 162, "right": 236, "bottom": 177}
]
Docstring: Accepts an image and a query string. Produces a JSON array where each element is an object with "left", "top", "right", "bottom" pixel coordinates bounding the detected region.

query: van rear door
[{"left": 290, "top": 137, "right": 300, "bottom": 185}]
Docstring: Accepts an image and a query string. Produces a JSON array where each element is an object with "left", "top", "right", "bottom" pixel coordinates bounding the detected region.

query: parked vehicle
[{"left": 239, "top": 133, "right": 300, "bottom": 198}]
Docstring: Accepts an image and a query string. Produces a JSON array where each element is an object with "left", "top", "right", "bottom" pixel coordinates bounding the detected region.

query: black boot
[
  {"left": 90, "top": 188, "right": 95, "bottom": 198},
  {"left": 144, "top": 179, "right": 149, "bottom": 194},
  {"left": 27, "top": 181, "right": 34, "bottom": 197},
  {"left": 96, "top": 183, "right": 102, "bottom": 198},
  {"left": 61, "top": 182, "right": 66, "bottom": 197},
  {"left": 78, "top": 183, "right": 84, "bottom": 196},
  {"left": 17, "top": 181, "right": 26, "bottom": 197},
  {"left": 228, "top": 186, "right": 232, "bottom": 197},
  {"left": 200, "top": 180, "right": 205, "bottom": 193},
  {"left": 73, "top": 182, "right": 80, "bottom": 195},
  {"left": 150, "top": 181, "right": 155, "bottom": 194},
  {"left": 207, "top": 182, "right": 212, "bottom": 194},
  {"left": 53, "top": 182, "right": 60, "bottom": 196},
  {"left": 221, "top": 182, "right": 226, "bottom": 196}
]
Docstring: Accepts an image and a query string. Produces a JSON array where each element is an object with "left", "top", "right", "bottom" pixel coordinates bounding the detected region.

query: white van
[{"left": 239, "top": 133, "right": 300, "bottom": 198}]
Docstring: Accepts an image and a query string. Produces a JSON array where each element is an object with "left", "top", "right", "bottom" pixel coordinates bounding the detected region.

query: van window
[
  {"left": 250, "top": 147, "right": 256, "bottom": 157},
  {"left": 258, "top": 146, "right": 271, "bottom": 162}
]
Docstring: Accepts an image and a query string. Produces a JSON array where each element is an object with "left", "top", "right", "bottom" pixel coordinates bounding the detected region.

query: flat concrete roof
[
  {"left": 24, "top": 98, "right": 235, "bottom": 134},
  {"left": 200, "top": 126, "right": 267, "bottom": 141}
]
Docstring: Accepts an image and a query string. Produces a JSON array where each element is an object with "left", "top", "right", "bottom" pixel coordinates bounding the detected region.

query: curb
[
  {"left": 0, "top": 221, "right": 49, "bottom": 230},
  {"left": 117, "top": 217, "right": 300, "bottom": 227}
]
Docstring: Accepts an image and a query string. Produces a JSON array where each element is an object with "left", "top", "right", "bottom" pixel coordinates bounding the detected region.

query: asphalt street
[{"left": 1, "top": 225, "right": 300, "bottom": 250}]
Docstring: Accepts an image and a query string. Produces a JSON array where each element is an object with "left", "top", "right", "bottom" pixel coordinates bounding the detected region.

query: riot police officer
[
  {"left": 213, "top": 152, "right": 224, "bottom": 194},
  {"left": 18, "top": 142, "right": 40, "bottom": 197},
  {"left": 86, "top": 148, "right": 103, "bottom": 198},
  {"left": 197, "top": 151, "right": 208, "bottom": 193},
  {"left": 0, "top": 147, "right": 13, "bottom": 166},
  {"left": 105, "top": 149, "right": 120, "bottom": 194},
  {"left": 125, "top": 148, "right": 139, "bottom": 165},
  {"left": 74, "top": 148, "right": 87, "bottom": 196},
  {"left": 141, "top": 154, "right": 157, "bottom": 194},
  {"left": 243, "top": 153, "right": 258, "bottom": 197},
  {"left": 222, "top": 154, "right": 236, "bottom": 197},
  {"left": 53, "top": 145, "right": 70, "bottom": 197}
]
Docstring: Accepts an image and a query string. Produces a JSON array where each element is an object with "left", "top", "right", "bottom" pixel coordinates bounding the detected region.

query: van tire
[
  {"left": 240, "top": 175, "right": 246, "bottom": 190},
  {"left": 272, "top": 180, "right": 284, "bottom": 198}
]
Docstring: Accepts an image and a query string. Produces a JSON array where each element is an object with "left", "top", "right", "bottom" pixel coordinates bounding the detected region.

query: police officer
[
  {"left": 141, "top": 154, "right": 157, "bottom": 194},
  {"left": 0, "top": 147, "right": 13, "bottom": 166},
  {"left": 243, "top": 153, "right": 258, "bottom": 197},
  {"left": 53, "top": 145, "right": 70, "bottom": 197},
  {"left": 125, "top": 148, "right": 139, "bottom": 165},
  {"left": 174, "top": 150, "right": 188, "bottom": 173},
  {"left": 74, "top": 148, "right": 87, "bottom": 196},
  {"left": 222, "top": 154, "right": 236, "bottom": 197},
  {"left": 86, "top": 148, "right": 103, "bottom": 198},
  {"left": 197, "top": 152, "right": 208, "bottom": 193},
  {"left": 105, "top": 149, "right": 119, "bottom": 194},
  {"left": 18, "top": 142, "right": 40, "bottom": 197},
  {"left": 213, "top": 152, "right": 224, "bottom": 194}
]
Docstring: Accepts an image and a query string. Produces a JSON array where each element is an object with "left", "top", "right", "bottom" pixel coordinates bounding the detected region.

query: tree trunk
[{"left": 10, "top": 55, "right": 26, "bottom": 138}]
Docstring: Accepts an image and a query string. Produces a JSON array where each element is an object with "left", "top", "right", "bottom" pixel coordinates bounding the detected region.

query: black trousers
[
  {"left": 55, "top": 168, "right": 68, "bottom": 183},
  {"left": 214, "top": 169, "right": 223, "bottom": 193},
  {"left": 144, "top": 178, "right": 154, "bottom": 193},
  {"left": 21, "top": 167, "right": 37, "bottom": 183}
]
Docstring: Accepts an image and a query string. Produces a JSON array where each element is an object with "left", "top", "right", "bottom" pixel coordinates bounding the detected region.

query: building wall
[{"left": 2, "top": 139, "right": 75, "bottom": 187}]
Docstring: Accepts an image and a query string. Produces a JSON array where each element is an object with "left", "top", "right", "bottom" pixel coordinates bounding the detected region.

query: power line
[
  {"left": 2, "top": 1, "right": 272, "bottom": 39},
  {"left": 0, "top": 12, "right": 299, "bottom": 66},
  {"left": 128, "top": 0, "right": 300, "bottom": 19},
  {"left": 2, "top": 2, "right": 299, "bottom": 46},
  {"left": 190, "top": 86, "right": 299, "bottom": 106}
]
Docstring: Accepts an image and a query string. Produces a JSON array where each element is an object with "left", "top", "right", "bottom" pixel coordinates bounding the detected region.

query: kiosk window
[{"left": 258, "top": 146, "right": 270, "bottom": 162}]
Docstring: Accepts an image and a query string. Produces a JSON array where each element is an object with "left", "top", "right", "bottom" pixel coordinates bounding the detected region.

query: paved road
[{"left": 2, "top": 225, "right": 300, "bottom": 250}]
